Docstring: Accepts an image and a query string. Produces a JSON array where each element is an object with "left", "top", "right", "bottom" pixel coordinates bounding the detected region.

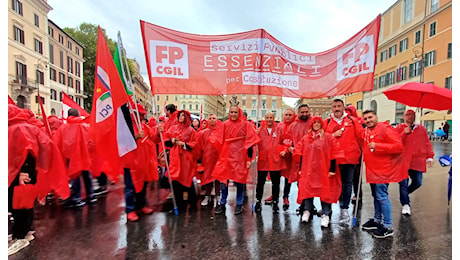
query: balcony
[{"left": 9, "top": 74, "right": 37, "bottom": 93}]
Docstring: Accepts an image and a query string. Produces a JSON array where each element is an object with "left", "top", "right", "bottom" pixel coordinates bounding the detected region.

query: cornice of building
[{"left": 48, "top": 19, "right": 85, "bottom": 49}]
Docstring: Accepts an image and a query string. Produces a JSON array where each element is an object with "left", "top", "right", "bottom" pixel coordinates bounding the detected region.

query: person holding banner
[
  {"left": 294, "top": 116, "right": 344, "bottom": 227},
  {"left": 164, "top": 104, "right": 179, "bottom": 132},
  {"left": 254, "top": 112, "right": 286, "bottom": 213},
  {"left": 210, "top": 96, "right": 260, "bottom": 216},
  {"left": 163, "top": 110, "right": 199, "bottom": 211},
  {"left": 325, "top": 99, "right": 363, "bottom": 221}
]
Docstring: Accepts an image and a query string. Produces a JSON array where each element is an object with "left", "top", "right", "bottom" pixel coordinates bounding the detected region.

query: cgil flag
[
  {"left": 88, "top": 27, "right": 137, "bottom": 179},
  {"left": 61, "top": 92, "right": 90, "bottom": 119}
]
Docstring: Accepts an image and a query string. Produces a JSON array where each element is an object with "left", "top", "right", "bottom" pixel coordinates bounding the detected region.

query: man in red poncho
[
  {"left": 210, "top": 96, "right": 261, "bottom": 216},
  {"left": 324, "top": 99, "right": 364, "bottom": 221},
  {"left": 8, "top": 104, "right": 70, "bottom": 255},
  {"left": 47, "top": 115, "right": 63, "bottom": 136},
  {"left": 197, "top": 114, "right": 221, "bottom": 207},
  {"left": 280, "top": 104, "right": 312, "bottom": 212},
  {"left": 254, "top": 112, "right": 286, "bottom": 213},
  {"left": 163, "top": 110, "right": 199, "bottom": 211},
  {"left": 53, "top": 108, "right": 97, "bottom": 208},
  {"left": 395, "top": 109, "right": 434, "bottom": 216},
  {"left": 294, "top": 116, "right": 344, "bottom": 227},
  {"left": 360, "top": 110, "right": 407, "bottom": 239},
  {"left": 121, "top": 103, "right": 159, "bottom": 221}
]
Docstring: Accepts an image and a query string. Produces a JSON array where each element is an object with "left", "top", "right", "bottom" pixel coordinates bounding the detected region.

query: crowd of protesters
[{"left": 8, "top": 95, "right": 435, "bottom": 255}]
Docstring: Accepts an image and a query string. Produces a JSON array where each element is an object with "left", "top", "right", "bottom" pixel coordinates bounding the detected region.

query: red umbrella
[{"left": 382, "top": 82, "right": 452, "bottom": 111}]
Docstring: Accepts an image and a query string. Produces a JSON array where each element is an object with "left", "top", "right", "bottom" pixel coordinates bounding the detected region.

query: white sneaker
[
  {"left": 301, "top": 211, "right": 310, "bottom": 223},
  {"left": 201, "top": 196, "right": 210, "bottom": 206},
  {"left": 402, "top": 204, "right": 411, "bottom": 215},
  {"left": 340, "top": 208, "right": 350, "bottom": 221},
  {"left": 25, "top": 233, "right": 34, "bottom": 242},
  {"left": 8, "top": 239, "right": 30, "bottom": 256},
  {"left": 321, "top": 215, "right": 330, "bottom": 228}
]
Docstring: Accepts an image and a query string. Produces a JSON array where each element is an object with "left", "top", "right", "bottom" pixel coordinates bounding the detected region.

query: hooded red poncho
[
  {"left": 294, "top": 116, "right": 345, "bottom": 204},
  {"left": 257, "top": 122, "right": 286, "bottom": 171},
  {"left": 284, "top": 114, "right": 312, "bottom": 183},
  {"left": 196, "top": 120, "right": 222, "bottom": 185},
  {"left": 163, "top": 110, "right": 198, "bottom": 187},
  {"left": 278, "top": 109, "right": 297, "bottom": 179},
  {"left": 209, "top": 108, "right": 261, "bottom": 184},
  {"left": 48, "top": 115, "right": 63, "bottom": 136},
  {"left": 8, "top": 104, "right": 70, "bottom": 206}
]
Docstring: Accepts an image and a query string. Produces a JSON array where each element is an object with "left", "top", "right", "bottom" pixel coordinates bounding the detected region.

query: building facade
[
  {"left": 225, "top": 94, "right": 284, "bottom": 122},
  {"left": 154, "top": 94, "right": 226, "bottom": 119},
  {"left": 346, "top": 0, "right": 451, "bottom": 133},
  {"left": 130, "top": 59, "right": 153, "bottom": 118}
]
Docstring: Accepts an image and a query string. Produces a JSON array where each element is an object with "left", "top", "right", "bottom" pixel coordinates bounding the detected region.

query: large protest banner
[{"left": 141, "top": 15, "right": 380, "bottom": 98}]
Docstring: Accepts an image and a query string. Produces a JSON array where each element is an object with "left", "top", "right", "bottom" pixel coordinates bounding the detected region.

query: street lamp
[
  {"left": 412, "top": 46, "right": 424, "bottom": 83},
  {"left": 35, "top": 58, "right": 48, "bottom": 115}
]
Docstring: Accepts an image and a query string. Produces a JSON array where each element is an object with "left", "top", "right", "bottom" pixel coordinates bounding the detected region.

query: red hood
[
  {"left": 176, "top": 110, "right": 192, "bottom": 128},
  {"left": 346, "top": 105, "right": 358, "bottom": 118},
  {"left": 309, "top": 116, "right": 326, "bottom": 131},
  {"left": 48, "top": 115, "right": 63, "bottom": 130},
  {"left": 8, "top": 104, "right": 29, "bottom": 125}
]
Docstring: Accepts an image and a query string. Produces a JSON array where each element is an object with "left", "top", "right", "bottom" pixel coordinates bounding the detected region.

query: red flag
[
  {"left": 88, "top": 27, "right": 137, "bottom": 180},
  {"left": 61, "top": 92, "right": 90, "bottom": 118},
  {"left": 37, "top": 93, "right": 51, "bottom": 137},
  {"left": 8, "top": 95, "right": 16, "bottom": 105}
]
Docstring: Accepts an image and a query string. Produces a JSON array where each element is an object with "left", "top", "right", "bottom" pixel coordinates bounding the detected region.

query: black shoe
[
  {"left": 272, "top": 201, "right": 279, "bottom": 213},
  {"left": 93, "top": 187, "right": 108, "bottom": 197},
  {"left": 372, "top": 226, "right": 394, "bottom": 238},
  {"left": 362, "top": 218, "right": 382, "bottom": 231},
  {"left": 255, "top": 201, "right": 262, "bottom": 212},
  {"left": 62, "top": 200, "right": 85, "bottom": 209},
  {"left": 215, "top": 204, "right": 226, "bottom": 215},
  {"left": 85, "top": 196, "right": 98, "bottom": 205},
  {"left": 234, "top": 205, "right": 243, "bottom": 215}
]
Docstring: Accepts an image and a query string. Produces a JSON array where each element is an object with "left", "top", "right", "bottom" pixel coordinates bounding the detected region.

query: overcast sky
[{"left": 47, "top": 0, "right": 396, "bottom": 106}]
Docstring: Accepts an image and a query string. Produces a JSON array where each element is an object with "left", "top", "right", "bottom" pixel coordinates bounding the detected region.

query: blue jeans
[
  {"left": 220, "top": 181, "right": 245, "bottom": 206},
  {"left": 339, "top": 164, "right": 356, "bottom": 209},
  {"left": 370, "top": 184, "right": 392, "bottom": 229},
  {"left": 399, "top": 170, "right": 423, "bottom": 206},
  {"left": 124, "top": 168, "right": 147, "bottom": 213},
  {"left": 302, "top": 198, "right": 331, "bottom": 216},
  {"left": 70, "top": 170, "right": 94, "bottom": 202}
]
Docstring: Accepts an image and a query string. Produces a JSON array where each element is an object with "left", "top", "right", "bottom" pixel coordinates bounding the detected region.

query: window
[
  {"left": 58, "top": 34, "right": 64, "bottom": 44},
  {"left": 34, "top": 14, "right": 39, "bottom": 27},
  {"left": 189, "top": 104, "right": 192, "bottom": 110},
  {"left": 75, "top": 47, "right": 80, "bottom": 55},
  {"left": 424, "top": 51, "right": 436, "bottom": 67},
  {"left": 68, "top": 76, "right": 73, "bottom": 88},
  {"left": 165, "top": 95, "right": 169, "bottom": 101},
  {"left": 403, "top": 0, "right": 413, "bottom": 24},
  {"left": 445, "top": 76, "right": 452, "bottom": 90},
  {"left": 49, "top": 44, "right": 54, "bottom": 64},
  {"left": 35, "top": 96, "right": 45, "bottom": 105},
  {"left": 387, "top": 71, "right": 395, "bottom": 85},
  {"left": 12, "top": 0, "right": 23, "bottom": 15},
  {"left": 389, "top": 45, "right": 397, "bottom": 58},
  {"left": 69, "top": 95, "right": 74, "bottom": 100},
  {"left": 76, "top": 98, "right": 81, "bottom": 106},
  {"left": 175, "top": 95, "right": 178, "bottom": 101},
  {"left": 379, "top": 74, "right": 387, "bottom": 88},
  {"left": 272, "top": 100, "right": 277, "bottom": 109},
  {"left": 48, "top": 27, "right": 54, "bottom": 37},
  {"left": 399, "top": 38, "right": 408, "bottom": 52},
  {"left": 370, "top": 100, "right": 377, "bottom": 114},
  {"left": 373, "top": 78, "right": 377, "bottom": 90},
  {"left": 195, "top": 104, "right": 199, "bottom": 110},
  {"left": 429, "top": 22, "right": 436, "bottom": 37},
  {"left": 76, "top": 80, "right": 81, "bottom": 93},
  {"left": 189, "top": 95, "right": 192, "bottom": 98},
  {"left": 396, "top": 66, "right": 407, "bottom": 82},
  {"left": 50, "top": 68, "right": 56, "bottom": 81},
  {"left": 35, "top": 70, "right": 44, "bottom": 85},
  {"left": 415, "top": 30, "right": 421, "bottom": 44},
  {"left": 75, "top": 61, "right": 80, "bottom": 77},
  {"left": 380, "top": 50, "right": 387, "bottom": 62},
  {"left": 251, "top": 110, "right": 256, "bottom": 118},
  {"left": 67, "top": 57, "right": 73, "bottom": 73},
  {"left": 447, "top": 43, "right": 452, "bottom": 59},
  {"left": 59, "top": 92, "right": 63, "bottom": 101},
  {"left": 262, "top": 100, "right": 267, "bottom": 109},
  {"left": 261, "top": 110, "right": 266, "bottom": 117},
  {"left": 252, "top": 100, "right": 256, "bottom": 108},
  {"left": 16, "top": 62, "right": 27, "bottom": 84},
  {"left": 50, "top": 89, "right": 57, "bottom": 100},
  {"left": 60, "top": 51, "right": 64, "bottom": 69},
  {"left": 67, "top": 41, "right": 72, "bottom": 50},
  {"left": 182, "top": 104, "right": 185, "bottom": 109},
  {"left": 156, "top": 96, "right": 160, "bottom": 101},
  {"left": 34, "top": 39, "right": 43, "bottom": 54},
  {"left": 59, "top": 72, "right": 65, "bottom": 84},
  {"left": 409, "top": 61, "right": 422, "bottom": 78},
  {"left": 14, "top": 26, "right": 24, "bottom": 44},
  {"left": 357, "top": 101, "right": 363, "bottom": 110},
  {"left": 242, "top": 100, "right": 246, "bottom": 106},
  {"left": 431, "top": 0, "right": 439, "bottom": 13}
]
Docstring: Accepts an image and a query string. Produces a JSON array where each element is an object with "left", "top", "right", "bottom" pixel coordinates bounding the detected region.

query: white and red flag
[{"left": 61, "top": 92, "right": 90, "bottom": 119}]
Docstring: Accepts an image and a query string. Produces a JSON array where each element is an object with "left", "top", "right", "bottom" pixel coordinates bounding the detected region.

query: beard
[{"left": 299, "top": 115, "right": 310, "bottom": 121}]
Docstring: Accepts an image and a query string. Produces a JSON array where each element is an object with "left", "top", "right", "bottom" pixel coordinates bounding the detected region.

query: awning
[{"left": 421, "top": 111, "right": 452, "bottom": 121}]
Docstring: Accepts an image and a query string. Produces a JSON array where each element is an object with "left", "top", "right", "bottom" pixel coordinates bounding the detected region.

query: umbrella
[{"left": 382, "top": 82, "right": 452, "bottom": 111}]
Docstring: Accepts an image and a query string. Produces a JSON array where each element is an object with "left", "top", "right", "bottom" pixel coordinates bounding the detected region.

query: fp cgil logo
[
  {"left": 150, "top": 40, "right": 189, "bottom": 79},
  {"left": 336, "top": 35, "right": 375, "bottom": 81}
]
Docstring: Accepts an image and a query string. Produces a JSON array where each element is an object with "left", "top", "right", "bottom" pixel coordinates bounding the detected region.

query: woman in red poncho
[
  {"left": 8, "top": 104, "right": 70, "bottom": 255},
  {"left": 209, "top": 98, "right": 260, "bottom": 216},
  {"left": 294, "top": 116, "right": 344, "bottom": 228},
  {"left": 164, "top": 110, "right": 199, "bottom": 211}
]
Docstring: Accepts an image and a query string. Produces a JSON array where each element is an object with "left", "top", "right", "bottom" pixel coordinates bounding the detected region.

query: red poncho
[
  {"left": 284, "top": 116, "right": 312, "bottom": 183},
  {"left": 209, "top": 108, "right": 261, "bottom": 184},
  {"left": 362, "top": 122, "right": 408, "bottom": 184},
  {"left": 163, "top": 110, "right": 198, "bottom": 187},
  {"left": 278, "top": 109, "right": 297, "bottom": 179},
  {"left": 52, "top": 116, "right": 91, "bottom": 179},
  {"left": 8, "top": 104, "right": 70, "bottom": 205},
  {"left": 294, "top": 118, "right": 344, "bottom": 204},
  {"left": 48, "top": 115, "right": 63, "bottom": 136},
  {"left": 395, "top": 123, "right": 434, "bottom": 172},
  {"left": 196, "top": 121, "right": 221, "bottom": 185},
  {"left": 257, "top": 123, "right": 286, "bottom": 171}
]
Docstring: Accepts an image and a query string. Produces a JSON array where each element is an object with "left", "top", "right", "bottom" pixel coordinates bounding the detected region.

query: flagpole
[
  {"left": 251, "top": 90, "right": 260, "bottom": 214},
  {"left": 117, "top": 32, "right": 142, "bottom": 130}
]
